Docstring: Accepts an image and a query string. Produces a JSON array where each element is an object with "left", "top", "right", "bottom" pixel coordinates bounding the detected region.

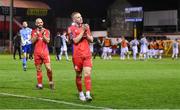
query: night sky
[
  {"left": 127, "top": 0, "right": 178, "bottom": 11},
  {"left": 41, "top": 0, "right": 178, "bottom": 18},
  {"left": 41, "top": 0, "right": 115, "bottom": 18}
]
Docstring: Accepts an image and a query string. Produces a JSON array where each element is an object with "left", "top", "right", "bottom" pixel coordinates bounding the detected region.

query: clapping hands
[{"left": 82, "top": 24, "right": 89, "bottom": 31}]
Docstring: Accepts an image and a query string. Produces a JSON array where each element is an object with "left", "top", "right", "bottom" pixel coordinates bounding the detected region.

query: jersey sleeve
[
  {"left": 31, "top": 30, "right": 36, "bottom": 38},
  {"left": 86, "top": 26, "right": 91, "bottom": 36},
  {"left": 44, "top": 29, "right": 50, "bottom": 38},
  {"left": 68, "top": 26, "right": 74, "bottom": 40},
  {"left": 28, "top": 28, "right": 32, "bottom": 40},
  {"left": 20, "top": 30, "right": 26, "bottom": 46},
  {"left": 71, "top": 27, "right": 77, "bottom": 38}
]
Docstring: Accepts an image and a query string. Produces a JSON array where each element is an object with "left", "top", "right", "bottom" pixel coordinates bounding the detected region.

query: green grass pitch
[{"left": 0, "top": 55, "right": 180, "bottom": 109}]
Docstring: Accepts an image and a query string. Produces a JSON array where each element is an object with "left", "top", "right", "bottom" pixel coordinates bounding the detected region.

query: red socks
[
  {"left": 84, "top": 76, "right": 91, "bottom": 91},
  {"left": 37, "top": 70, "right": 52, "bottom": 85},
  {"left": 76, "top": 75, "right": 92, "bottom": 92},
  {"left": 37, "top": 71, "right": 42, "bottom": 84},
  {"left": 76, "top": 76, "right": 82, "bottom": 92}
]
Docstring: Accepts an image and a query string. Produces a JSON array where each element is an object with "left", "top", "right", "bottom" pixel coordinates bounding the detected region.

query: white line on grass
[{"left": 0, "top": 92, "right": 111, "bottom": 109}]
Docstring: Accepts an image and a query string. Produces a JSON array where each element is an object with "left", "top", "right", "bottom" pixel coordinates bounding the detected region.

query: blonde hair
[{"left": 71, "top": 12, "right": 80, "bottom": 19}]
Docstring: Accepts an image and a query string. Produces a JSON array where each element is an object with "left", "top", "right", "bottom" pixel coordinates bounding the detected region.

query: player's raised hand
[
  {"left": 42, "top": 31, "right": 46, "bottom": 36},
  {"left": 82, "top": 24, "right": 86, "bottom": 31},
  {"left": 31, "top": 32, "right": 38, "bottom": 43},
  {"left": 83, "top": 24, "right": 89, "bottom": 30},
  {"left": 33, "top": 32, "right": 39, "bottom": 40},
  {"left": 84, "top": 24, "right": 89, "bottom": 29},
  {"left": 42, "top": 31, "right": 46, "bottom": 40},
  {"left": 42, "top": 31, "right": 50, "bottom": 43},
  {"left": 82, "top": 24, "right": 89, "bottom": 31}
]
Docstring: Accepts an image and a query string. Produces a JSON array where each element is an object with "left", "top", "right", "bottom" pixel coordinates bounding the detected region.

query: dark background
[{"left": 41, "top": 0, "right": 178, "bottom": 18}]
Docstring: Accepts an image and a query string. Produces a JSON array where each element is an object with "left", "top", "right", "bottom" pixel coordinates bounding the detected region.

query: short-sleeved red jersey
[
  {"left": 31, "top": 28, "right": 50, "bottom": 55},
  {"left": 69, "top": 25, "right": 92, "bottom": 58}
]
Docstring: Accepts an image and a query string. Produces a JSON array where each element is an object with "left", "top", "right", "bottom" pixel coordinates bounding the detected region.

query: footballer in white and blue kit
[
  {"left": 20, "top": 21, "right": 32, "bottom": 71},
  {"left": 60, "top": 31, "right": 69, "bottom": 61},
  {"left": 140, "top": 36, "right": 149, "bottom": 60},
  {"left": 172, "top": 38, "right": 179, "bottom": 59},
  {"left": 130, "top": 38, "right": 139, "bottom": 60}
]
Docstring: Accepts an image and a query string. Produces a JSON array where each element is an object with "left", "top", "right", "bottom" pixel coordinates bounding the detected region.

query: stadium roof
[{"left": 0, "top": 0, "right": 50, "bottom": 9}]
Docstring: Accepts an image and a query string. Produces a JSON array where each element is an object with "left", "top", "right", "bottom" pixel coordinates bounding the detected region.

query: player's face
[
  {"left": 73, "top": 13, "right": 83, "bottom": 24},
  {"left": 22, "top": 22, "right": 28, "bottom": 28},
  {"left": 36, "top": 19, "right": 44, "bottom": 29}
]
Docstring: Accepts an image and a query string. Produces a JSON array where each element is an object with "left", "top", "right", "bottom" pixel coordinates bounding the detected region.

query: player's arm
[
  {"left": 28, "top": 29, "right": 32, "bottom": 41},
  {"left": 86, "top": 33, "right": 93, "bottom": 43},
  {"left": 28, "top": 35, "right": 31, "bottom": 41},
  {"left": 64, "top": 36, "right": 68, "bottom": 42},
  {"left": 85, "top": 24, "right": 93, "bottom": 43},
  {"left": 130, "top": 41, "right": 132, "bottom": 47},
  {"left": 126, "top": 40, "right": 129, "bottom": 44},
  {"left": 42, "top": 30, "right": 50, "bottom": 43},
  {"left": 101, "top": 39, "right": 104, "bottom": 46},
  {"left": 73, "top": 25, "right": 86, "bottom": 44},
  {"left": 20, "top": 31, "right": 26, "bottom": 46},
  {"left": 31, "top": 31, "right": 38, "bottom": 43}
]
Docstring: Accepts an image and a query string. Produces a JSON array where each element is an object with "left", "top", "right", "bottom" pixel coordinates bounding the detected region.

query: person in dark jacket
[
  {"left": 54, "top": 32, "right": 62, "bottom": 61},
  {"left": 13, "top": 32, "right": 22, "bottom": 60},
  {"left": 93, "top": 38, "right": 102, "bottom": 59}
]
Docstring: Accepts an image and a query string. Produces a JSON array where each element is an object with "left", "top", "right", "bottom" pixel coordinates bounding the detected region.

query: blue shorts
[{"left": 22, "top": 44, "right": 31, "bottom": 53}]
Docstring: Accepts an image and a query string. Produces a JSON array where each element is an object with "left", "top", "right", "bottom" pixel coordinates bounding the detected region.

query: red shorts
[
  {"left": 34, "top": 53, "right": 50, "bottom": 65},
  {"left": 72, "top": 56, "right": 92, "bottom": 72}
]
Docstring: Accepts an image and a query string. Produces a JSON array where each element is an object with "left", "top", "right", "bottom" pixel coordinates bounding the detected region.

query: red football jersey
[
  {"left": 31, "top": 28, "right": 50, "bottom": 55},
  {"left": 69, "top": 25, "right": 92, "bottom": 58}
]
